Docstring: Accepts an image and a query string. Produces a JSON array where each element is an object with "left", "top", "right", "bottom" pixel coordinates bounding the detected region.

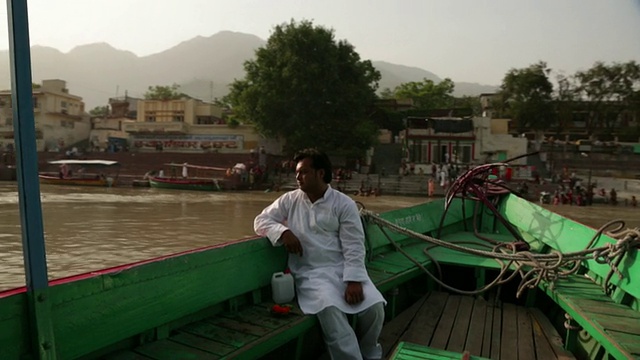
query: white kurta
[{"left": 254, "top": 186, "right": 386, "bottom": 315}]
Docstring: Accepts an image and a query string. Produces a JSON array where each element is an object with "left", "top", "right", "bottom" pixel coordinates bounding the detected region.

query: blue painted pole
[{"left": 6, "top": 0, "right": 57, "bottom": 357}]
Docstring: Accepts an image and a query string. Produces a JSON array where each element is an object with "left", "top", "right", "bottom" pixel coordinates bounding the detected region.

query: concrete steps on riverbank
[{"left": 278, "top": 173, "right": 444, "bottom": 197}]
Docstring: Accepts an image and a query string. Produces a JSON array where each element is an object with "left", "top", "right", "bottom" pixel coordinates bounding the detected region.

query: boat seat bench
[
  {"left": 539, "top": 275, "right": 640, "bottom": 360},
  {"left": 109, "top": 244, "right": 434, "bottom": 360}
]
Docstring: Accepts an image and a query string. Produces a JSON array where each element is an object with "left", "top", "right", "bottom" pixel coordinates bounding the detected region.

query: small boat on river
[
  {"left": 148, "top": 163, "right": 228, "bottom": 191},
  {"left": 38, "top": 159, "right": 121, "bottom": 187}
]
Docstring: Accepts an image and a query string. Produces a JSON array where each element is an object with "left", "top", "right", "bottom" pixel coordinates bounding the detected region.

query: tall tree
[
  {"left": 392, "top": 78, "right": 455, "bottom": 110},
  {"left": 225, "top": 20, "right": 381, "bottom": 156},
  {"left": 452, "top": 95, "right": 481, "bottom": 116},
  {"left": 144, "top": 84, "right": 182, "bottom": 100},
  {"left": 575, "top": 61, "right": 640, "bottom": 135},
  {"left": 498, "top": 62, "right": 554, "bottom": 136},
  {"left": 89, "top": 105, "right": 110, "bottom": 117},
  {"left": 554, "top": 73, "right": 578, "bottom": 135}
]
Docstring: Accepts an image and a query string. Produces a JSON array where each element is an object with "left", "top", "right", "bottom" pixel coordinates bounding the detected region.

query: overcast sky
[{"left": 2, "top": 0, "right": 639, "bottom": 85}]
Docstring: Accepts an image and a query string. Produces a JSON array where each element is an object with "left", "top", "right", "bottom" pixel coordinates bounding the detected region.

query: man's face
[{"left": 296, "top": 157, "right": 324, "bottom": 193}]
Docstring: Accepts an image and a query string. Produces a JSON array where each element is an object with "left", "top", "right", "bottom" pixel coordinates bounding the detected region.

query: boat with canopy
[
  {"left": 148, "top": 163, "right": 229, "bottom": 191},
  {"left": 38, "top": 159, "right": 121, "bottom": 187}
]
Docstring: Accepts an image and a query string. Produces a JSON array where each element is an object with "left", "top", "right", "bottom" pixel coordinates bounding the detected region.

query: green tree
[
  {"left": 379, "top": 87, "right": 395, "bottom": 99},
  {"left": 89, "top": 105, "right": 110, "bottom": 117},
  {"left": 575, "top": 61, "right": 640, "bottom": 135},
  {"left": 225, "top": 20, "right": 381, "bottom": 155},
  {"left": 554, "top": 73, "right": 578, "bottom": 135},
  {"left": 392, "top": 78, "right": 455, "bottom": 110},
  {"left": 144, "top": 84, "right": 182, "bottom": 100},
  {"left": 452, "top": 95, "right": 481, "bottom": 116},
  {"left": 498, "top": 62, "right": 554, "bottom": 135}
]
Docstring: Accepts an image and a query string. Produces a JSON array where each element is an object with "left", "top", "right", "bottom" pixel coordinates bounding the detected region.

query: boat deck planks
[
  {"left": 123, "top": 303, "right": 315, "bottom": 359},
  {"left": 465, "top": 296, "right": 487, "bottom": 356},
  {"left": 402, "top": 292, "right": 449, "bottom": 346},
  {"left": 383, "top": 291, "right": 575, "bottom": 360},
  {"left": 500, "top": 303, "right": 518, "bottom": 360}
]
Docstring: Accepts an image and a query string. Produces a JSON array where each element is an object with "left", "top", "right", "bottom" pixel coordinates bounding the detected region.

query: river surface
[
  {"left": 0, "top": 183, "right": 428, "bottom": 291},
  {"left": 0, "top": 183, "right": 638, "bottom": 291}
]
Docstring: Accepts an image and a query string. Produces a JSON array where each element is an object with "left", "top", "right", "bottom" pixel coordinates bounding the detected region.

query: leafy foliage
[
  {"left": 225, "top": 20, "right": 381, "bottom": 156},
  {"left": 144, "top": 84, "right": 183, "bottom": 100},
  {"left": 89, "top": 105, "right": 110, "bottom": 117},
  {"left": 498, "top": 62, "right": 554, "bottom": 133},
  {"left": 392, "top": 78, "right": 455, "bottom": 110},
  {"left": 574, "top": 61, "right": 640, "bottom": 134},
  {"left": 451, "top": 96, "right": 482, "bottom": 116}
]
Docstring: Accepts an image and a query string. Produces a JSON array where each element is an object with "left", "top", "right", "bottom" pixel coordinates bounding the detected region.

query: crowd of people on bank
[
  {"left": 538, "top": 166, "right": 638, "bottom": 207},
  {"left": 246, "top": 152, "right": 640, "bottom": 207}
]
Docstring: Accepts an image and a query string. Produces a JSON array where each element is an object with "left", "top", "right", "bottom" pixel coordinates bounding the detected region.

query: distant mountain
[{"left": 0, "top": 31, "right": 497, "bottom": 108}]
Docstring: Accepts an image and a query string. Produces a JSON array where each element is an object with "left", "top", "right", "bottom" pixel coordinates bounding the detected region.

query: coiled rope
[
  {"left": 360, "top": 153, "right": 639, "bottom": 297},
  {"left": 362, "top": 209, "right": 639, "bottom": 297}
]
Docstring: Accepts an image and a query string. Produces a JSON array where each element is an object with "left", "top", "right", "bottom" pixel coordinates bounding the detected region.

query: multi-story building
[
  {"left": 0, "top": 79, "right": 90, "bottom": 151},
  {"left": 89, "top": 96, "right": 139, "bottom": 152},
  {"left": 123, "top": 98, "right": 264, "bottom": 153},
  {"left": 405, "top": 115, "right": 527, "bottom": 166}
]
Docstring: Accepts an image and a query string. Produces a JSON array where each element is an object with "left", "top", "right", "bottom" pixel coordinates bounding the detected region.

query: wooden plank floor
[
  {"left": 381, "top": 292, "right": 575, "bottom": 360},
  {"left": 107, "top": 303, "right": 316, "bottom": 360}
]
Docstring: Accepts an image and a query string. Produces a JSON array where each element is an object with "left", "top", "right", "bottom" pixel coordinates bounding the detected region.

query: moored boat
[
  {"left": 148, "top": 163, "right": 228, "bottom": 191},
  {"left": 149, "top": 175, "right": 222, "bottom": 191},
  {"left": 131, "top": 179, "right": 151, "bottom": 187},
  {"left": 38, "top": 159, "right": 120, "bottom": 187}
]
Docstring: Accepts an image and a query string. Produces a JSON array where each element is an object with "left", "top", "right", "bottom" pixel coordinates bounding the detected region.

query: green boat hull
[
  {"left": 0, "top": 195, "right": 638, "bottom": 359},
  {"left": 149, "top": 177, "right": 222, "bottom": 191}
]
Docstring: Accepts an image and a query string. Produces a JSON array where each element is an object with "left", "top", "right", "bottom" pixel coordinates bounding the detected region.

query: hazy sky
[{"left": 2, "top": 0, "right": 640, "bottom": 85}]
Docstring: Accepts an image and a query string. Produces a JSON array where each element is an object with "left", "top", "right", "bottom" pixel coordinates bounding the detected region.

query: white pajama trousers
[{"left": 316, "top": 302, "right": 385, "bottom": 360}]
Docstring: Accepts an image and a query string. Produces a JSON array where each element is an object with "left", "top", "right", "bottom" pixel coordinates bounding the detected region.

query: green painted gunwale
[{"left": 0, "top": 197, "right": 638, "bottom": 359}]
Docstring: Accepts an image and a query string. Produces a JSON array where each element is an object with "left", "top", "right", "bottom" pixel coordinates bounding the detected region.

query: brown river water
[
  {"left": 0, "top": 183, "right": 638, "bottom": 291},
  {"left": 0, "top": 183, "right": 427, "bottom": 291}
]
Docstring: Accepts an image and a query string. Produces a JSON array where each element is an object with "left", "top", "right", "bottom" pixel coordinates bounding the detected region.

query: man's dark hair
[{"left": 294, "top": 148, "right": 332, "bottom": 183}]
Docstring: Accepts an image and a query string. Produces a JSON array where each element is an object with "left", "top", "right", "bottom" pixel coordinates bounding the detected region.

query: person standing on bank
[{"left": 254, "top": 149, "right": 386, "bottom": 360}]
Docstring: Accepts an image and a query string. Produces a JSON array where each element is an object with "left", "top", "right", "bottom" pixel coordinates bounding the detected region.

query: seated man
[{"left": 254, "top": 149, "right": 385, "bottom": 360}]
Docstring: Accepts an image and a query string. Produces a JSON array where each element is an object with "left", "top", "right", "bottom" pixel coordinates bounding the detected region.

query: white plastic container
[{"left": 271, "top": 272, "right": 295, "bottom": 304}]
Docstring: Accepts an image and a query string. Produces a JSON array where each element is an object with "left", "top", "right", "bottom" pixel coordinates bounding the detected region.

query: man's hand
[
  {"left": 345, "top": 281, "right": 364, "bottom": 305},
  {"left": 280, "top": 230, "right": 303, "bottom": 256}
]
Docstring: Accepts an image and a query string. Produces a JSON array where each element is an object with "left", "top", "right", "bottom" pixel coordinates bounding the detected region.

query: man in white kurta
[{"left": 255, "top": 150, "right": 386, "bottom": 360}]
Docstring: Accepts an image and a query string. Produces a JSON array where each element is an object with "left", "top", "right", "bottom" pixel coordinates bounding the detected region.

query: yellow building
[
  {"left": 124, "top": 98, "right": 262, "bottom": 153},
  {"left": 0, "top": 79, "right": 90, "bottom": 151}
]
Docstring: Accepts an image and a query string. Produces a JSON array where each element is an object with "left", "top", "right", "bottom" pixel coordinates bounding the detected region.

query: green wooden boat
[
  {"left": 4, "top": 2, "right": 639, "bottom": 359},
  {"left": 148, "top": 163, "right": 227, "bottom": 191},
  {"left": 149, "top": 176, "right": 223, "bottom": 191},
  {"left": 1, "top": 191, "right": 639, "bottom": 359}
]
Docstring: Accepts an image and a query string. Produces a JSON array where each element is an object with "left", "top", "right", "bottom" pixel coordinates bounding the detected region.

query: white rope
[{"left": 361, "top": 209, "right": 639, "bottom": 297}]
